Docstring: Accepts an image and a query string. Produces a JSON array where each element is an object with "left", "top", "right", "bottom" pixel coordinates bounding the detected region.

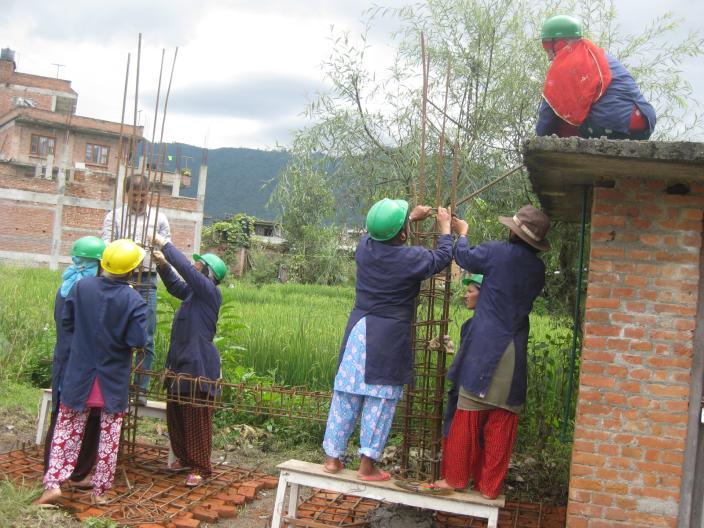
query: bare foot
[
  {"left": 33, "top": 487, "right": 61, "bottom": 506},
  {"left": 432, "top": 479, "right": 457, "bottom": 490},
  {"left": 323, "top": 456, "right": 344, "bottom": 474}
]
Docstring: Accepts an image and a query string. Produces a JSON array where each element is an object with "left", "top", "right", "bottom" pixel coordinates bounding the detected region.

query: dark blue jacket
[
  {"left": 157, "top": 242, "right": 222, "bottom": 396},
  {"left": 51, "top": 290, "right": 70, "bottom": 410},
  {"left": 338, "top": 234, "right": 453, "bottom": 386},
  {"left": 536, "top": 53, "right": 656, "bottom": 137},
  {"left": 453, "top": 237, "right": 545, "bottom": 406},
  {"left": 60, "top": 276, "right": 148, "bottom": 413}
]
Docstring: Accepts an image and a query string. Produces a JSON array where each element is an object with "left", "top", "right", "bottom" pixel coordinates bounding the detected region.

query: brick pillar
[{"left": 567, "top": 178, "right": 704, "bottom": 527}]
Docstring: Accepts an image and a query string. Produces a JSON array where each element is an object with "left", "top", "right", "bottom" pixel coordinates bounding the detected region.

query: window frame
[
  {"left": 85, "top": 142, "right": 110, "bottom": 166},
  {"left": 29, "top": 134, "right": 56, "bottom": 157}
]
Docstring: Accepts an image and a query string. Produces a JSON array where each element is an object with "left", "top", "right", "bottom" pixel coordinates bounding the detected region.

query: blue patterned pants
[{"left": 322, "top": 390, "right": 399, "bottom": 461}]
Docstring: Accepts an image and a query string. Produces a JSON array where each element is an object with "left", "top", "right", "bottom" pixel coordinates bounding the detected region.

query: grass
[
  {"left": 0, "top": 480, "right": 78, "bottom": 528},
  {"left": 0, "top": 264, "right": 576, "bottom": 502},
  {"left": 0, "top": 381, "right": 42, "bottom": 416}
]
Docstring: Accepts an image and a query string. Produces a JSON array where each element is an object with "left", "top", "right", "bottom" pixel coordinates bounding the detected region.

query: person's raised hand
[
  {"left": 409, "top": 205, "right": 432, "bottom": 222},
  {"left": 152, "top": 250, "right": 167, "bottom": 267},
  {"left": 152, "top": 234, "right": 167, "bottom": 249},
  {"left": 451, "top": 216, "right": 468, "bottom": 236},
  {"left": 436, "top": 207, "right": 451, "bottom": 234}
]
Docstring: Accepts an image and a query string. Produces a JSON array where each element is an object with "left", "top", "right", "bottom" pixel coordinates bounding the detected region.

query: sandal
[
  {"left": 90, "top": 493, "right": 109, "bottom": 505},
  {"left": 357, "top": 469, "right": 391, "bottom": 482},
  {"left": 417, "top": 483, "right": 454, "bottom": 495},
  {"left": 167, "top": 460, "right": 190, "bottom": 472},
  {"left": 185, "top": 473, "right": 203, "bottom": 487},
  {"left": 68, "top": 476, "right": 93, "bottom": 490}
]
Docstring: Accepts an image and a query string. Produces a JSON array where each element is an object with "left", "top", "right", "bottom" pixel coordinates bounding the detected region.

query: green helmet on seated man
[{"left": 541, "top": 14, "right": 583, "bottom": 40}]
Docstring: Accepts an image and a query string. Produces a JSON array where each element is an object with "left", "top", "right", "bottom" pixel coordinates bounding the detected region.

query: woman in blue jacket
[
  {"left": 152, "top": 235, "right": 227, "bottom": 487},
  {"left": 433, "top": 205, "right": 549, "bottom": 499},
  {"left": 322, "top": 198, "right": 453, "bottom": 481},
  {"left": 43, "top": 236, "right": 106, "bottom": 488},
  {"left": 37, "top": 239, "right": 148, "bottom": 506}
]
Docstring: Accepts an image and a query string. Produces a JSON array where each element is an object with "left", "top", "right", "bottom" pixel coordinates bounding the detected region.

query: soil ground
[{"left": 0, "top": 403, "right": 319, "bottom": 528}]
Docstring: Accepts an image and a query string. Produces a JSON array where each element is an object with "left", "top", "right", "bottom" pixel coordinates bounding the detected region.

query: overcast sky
[{"left": 2, "top": 0, "right": 702, "bottom": 149}]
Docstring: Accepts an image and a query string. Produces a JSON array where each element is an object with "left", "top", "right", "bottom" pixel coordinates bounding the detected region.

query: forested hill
[{"left": 160, "top": 143, "right": 291, "bottom": 222}]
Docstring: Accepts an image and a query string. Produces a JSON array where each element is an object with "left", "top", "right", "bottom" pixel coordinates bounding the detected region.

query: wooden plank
[{"left": 276, "top": 459, "right": 505, "bottom": 507}]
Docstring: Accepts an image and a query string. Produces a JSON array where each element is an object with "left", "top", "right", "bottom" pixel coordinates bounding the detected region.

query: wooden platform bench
[
  {"left": 272, "top": 459, "right": 504, "bottom": 528},
  {"left": 36, "top": 388, "right": 167, "bottom": 444}
]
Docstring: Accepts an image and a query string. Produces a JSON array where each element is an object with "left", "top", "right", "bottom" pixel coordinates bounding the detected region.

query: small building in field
[
  {"left": 524, "top": 136, "right": 704, "bottom": 528},
  {"left": 0, "top": 48, "right": 205, "bottom": 269}
]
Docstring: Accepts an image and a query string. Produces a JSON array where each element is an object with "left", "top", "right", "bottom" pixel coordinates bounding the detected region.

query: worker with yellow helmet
[{"left": 36, "top": 239, "right": 148, "bottom": 506}]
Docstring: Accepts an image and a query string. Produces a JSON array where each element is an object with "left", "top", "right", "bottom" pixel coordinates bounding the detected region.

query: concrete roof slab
[{"left": 523, "top": 136, "right": 704, "bottom": 222}]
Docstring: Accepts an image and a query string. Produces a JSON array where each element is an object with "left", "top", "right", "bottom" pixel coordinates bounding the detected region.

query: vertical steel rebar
[{"left": 110, "top": 53, "right": 131, "bottom": 241}]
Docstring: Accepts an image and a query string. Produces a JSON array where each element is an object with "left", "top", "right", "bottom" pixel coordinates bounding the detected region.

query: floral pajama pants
[
  {"left": 44, "top": 403, "right": 123, "bottom": 496},
  {"left": 322, "top": 390, "right": 398, "bottom": 461}
]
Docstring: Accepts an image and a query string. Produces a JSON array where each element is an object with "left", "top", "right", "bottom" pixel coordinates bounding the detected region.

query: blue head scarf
[{"left": 60, "top": 256, "right": 100, "bottom": 298}]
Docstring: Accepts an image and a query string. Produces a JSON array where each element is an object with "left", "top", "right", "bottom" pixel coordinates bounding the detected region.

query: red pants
[{"left": 441, "top": 408, "right": 518, "bottom": 498}]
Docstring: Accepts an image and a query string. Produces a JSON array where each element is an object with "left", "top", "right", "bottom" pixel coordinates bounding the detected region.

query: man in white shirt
[{"left": 102, "top": 174, "right": 170, "bottom": 404}]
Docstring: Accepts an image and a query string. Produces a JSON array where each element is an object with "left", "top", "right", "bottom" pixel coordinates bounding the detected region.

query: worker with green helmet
[
  {"left": 322, "top": 198, "right": 456, "bottom": 481},
  {"left": 151, "top": 234, "right": 227, "bottom": 487},
  {"left": 536, "top": 14, "right": 656, "bottom": 140},
  {"left": 42, "top": 235, "right": 108, "bottom": 488},
  {"left": 37, "top": 238, "right": 148, "bottom": 506}
]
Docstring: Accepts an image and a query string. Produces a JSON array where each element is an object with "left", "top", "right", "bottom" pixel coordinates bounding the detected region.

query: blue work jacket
[
  {"left": 453, "top": 237, "right": 545, "bottom": 406},
  {"left": 338, "top": 234, "right": 453, "bottom": 386},
  {"left": 157, "top": 242, "right": 222, "bottom": 396},
  {"left": 51, "top": 290, "right": 70, "bottom": 410},
  {"left": 60, "top": 276, "right": 148, "bottom": 413},
  {"left": 536, "top": 53, "right": 656, "bottom": 137}
]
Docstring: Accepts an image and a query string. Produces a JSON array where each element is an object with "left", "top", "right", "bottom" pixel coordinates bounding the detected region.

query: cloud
[
  {"left": 162, "top": 74, "right": 328, "bottom": 120},
  {"left": 0, "top": 0, "right": 212, "bottom": 46}
]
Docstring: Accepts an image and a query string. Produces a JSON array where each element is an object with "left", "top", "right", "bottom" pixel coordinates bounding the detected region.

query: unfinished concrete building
[{"left": 0, "top": 48, "right": 206, "bottom": 269}]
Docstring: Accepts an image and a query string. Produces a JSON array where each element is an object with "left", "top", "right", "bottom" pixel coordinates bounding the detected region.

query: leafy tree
[
  {"left": 270, "top": 138, "right": 351, "bottom": 285},
  {"left": 285, "top": 0, "right": 701, "bottom": 310},
  {"left": 201, "top": 213, "right": 257, "bottom": 264}
]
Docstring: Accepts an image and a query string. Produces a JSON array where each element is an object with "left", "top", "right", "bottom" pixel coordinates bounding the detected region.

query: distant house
[
  {"left": 0, "top": 48, "right": 206, "bottom": 269},
  {"left": 251, "top": 219, "right": 285, "bottom": 246}
]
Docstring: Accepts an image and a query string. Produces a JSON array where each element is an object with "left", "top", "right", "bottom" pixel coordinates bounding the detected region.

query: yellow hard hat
[{"left": 100, "top": 239, "right": 145, "bottom": 275}]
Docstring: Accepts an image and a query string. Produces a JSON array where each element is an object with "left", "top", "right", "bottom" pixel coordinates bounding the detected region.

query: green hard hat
[
  {"left": 541, "top": 15, "right": 583, "bottom": 40},
  {"left": 462, "top": 274, "right": 483, "bottom": 287},
  {"left": 71, "top": 236, "right": 107, "bottom": 260},
  {"left": 366, "top": 198, "right": 409, "bottom": 241},
  {"left": 193, "top": 252, "right": 228, "bottom": 282}
]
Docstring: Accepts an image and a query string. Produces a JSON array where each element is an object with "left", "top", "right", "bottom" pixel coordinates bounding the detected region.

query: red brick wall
[
  {"left": 170, "top": 220, "right": 197, "bottom": 252},
  {"left": 0, "top": 199, "right": 54, "bottom": 253},
  {"left": 568, "top": 178, "right": 704, "bottom": 527},
  {"left": 0, "top": 169, "right": 201, "bottom": 265}
]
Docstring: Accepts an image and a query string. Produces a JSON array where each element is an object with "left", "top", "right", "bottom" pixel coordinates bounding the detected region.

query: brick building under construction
[{"left": 0, "top": 48, "right": 206, "bottom": 269}]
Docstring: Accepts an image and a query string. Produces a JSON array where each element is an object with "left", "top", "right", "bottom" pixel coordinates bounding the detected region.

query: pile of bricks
[
  {"left": 295, "top": 490, "right": 567, "bottom": 528},
  {"left": 0, "top": 443, "right": 279, "bottom": 527}
]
